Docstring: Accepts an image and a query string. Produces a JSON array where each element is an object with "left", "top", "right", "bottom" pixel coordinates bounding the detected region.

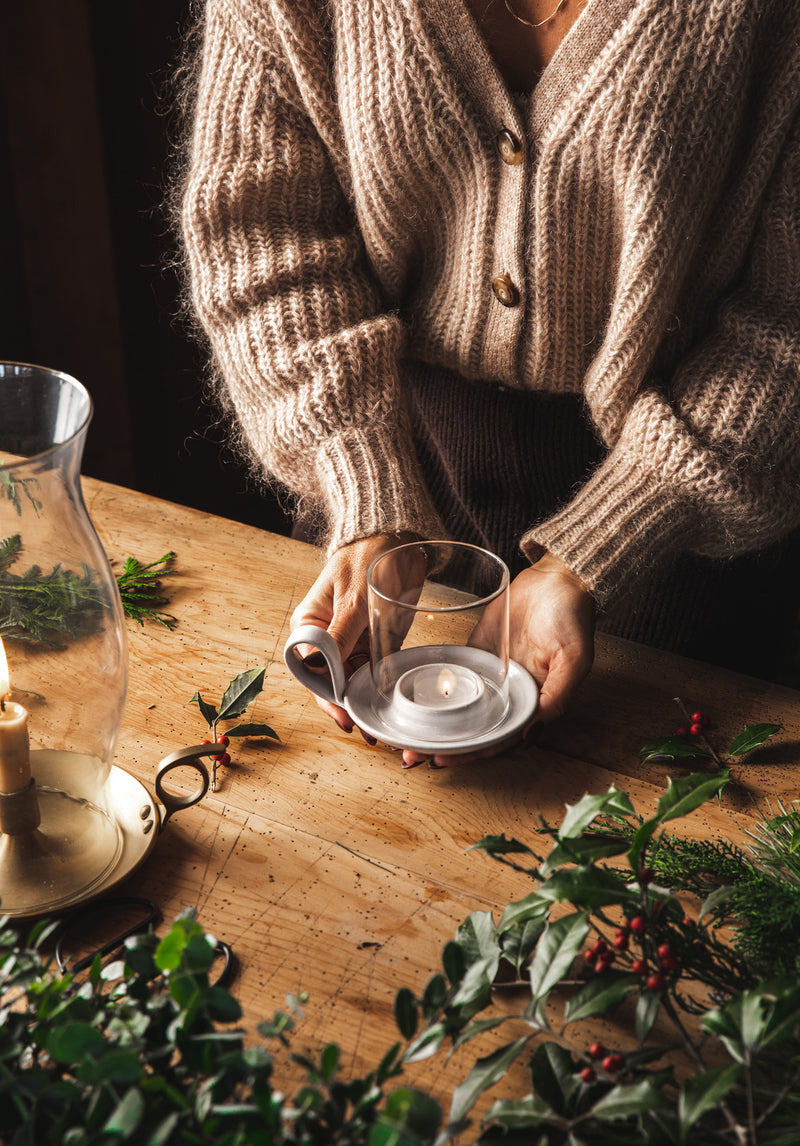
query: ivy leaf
[
  {"left": 564, "top": 970, "right": 638, "bottom": 1025},
  {"left": 191, "top": 691, "right": 219, "bottom": 728},
  {"left": 639, "top": 737, "right": 712, "bottom": 763},
  {"left": 218, "top": 668, "right": 267, "bottom": 720},
  {"left": 728, "top": 723, "right": 782, "bottom": 756},
  {"left": 225, "top": 721, "right": 280, "bottom": 741},
  {"left": 558, "top": 788, "right": 635, "bottom": 839},
  {"left": 678, "top": 1064, "right": 740, "bottom": 1137},
  {"left": 448, "top": 1037, "right": 530, "bottom": 1126},
  {"left": 529, "top": 912, "right": 589, "bottom": 1007}
]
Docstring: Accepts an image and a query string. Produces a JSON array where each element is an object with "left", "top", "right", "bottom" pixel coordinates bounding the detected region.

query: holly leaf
[
  {"left": 448, "top": 1037, "right": 530, "bottom": 1127},
  {"left": 225, "top": 721, "right": 280, "bottom": 741},
  {"left": 558, "top": 788, "right": 635, "bottom": 839},
  {"left": 529, "top": 912, "right": 589, "bottom": 1007},
  {"left": 728, "top": 723, "right": 782, "bottom": 756},
  {"left": 655, "top": 771, "right": 731, "bottom": 824},
  {"left": 564, "top": 970, "right": 638, "bottom": 1025},
  {"left": 191, "top": 691, "right": 219, "bottom": 728},
  {"left": 218, "top": 668, "right": 266, "bottom": 720},
  {"left": 678, "top": 1064, "right": 740, "bottom": 1136},
  {"left": 640, "top": 737, "right": 712, "bottom": 763}
]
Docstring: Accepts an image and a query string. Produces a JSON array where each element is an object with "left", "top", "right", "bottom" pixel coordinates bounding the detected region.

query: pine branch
[{"left": 115, "top": 551, "right": 177, "bottom": 629}]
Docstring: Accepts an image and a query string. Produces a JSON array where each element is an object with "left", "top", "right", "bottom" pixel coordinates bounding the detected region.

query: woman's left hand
[{"left": 401, "top": 551, "right": 596, "bottom": 768}]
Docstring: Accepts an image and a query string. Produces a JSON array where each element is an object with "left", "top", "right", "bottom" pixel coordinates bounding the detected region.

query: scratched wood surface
[{"left": 82, "top": 477, "right": 800, "bottom": 1109}]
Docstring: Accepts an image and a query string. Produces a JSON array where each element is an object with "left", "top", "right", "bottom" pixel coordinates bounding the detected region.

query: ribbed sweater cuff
[
  {"left": 315, "top": 428, "right": 448, "bottom": 554},
  {"left": 520, "top": 454, "right": 693, "bottom": 607}
]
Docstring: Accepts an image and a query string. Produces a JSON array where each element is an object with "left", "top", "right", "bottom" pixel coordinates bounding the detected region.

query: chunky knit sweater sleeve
[
  {"left": 181, "top": 0, "right": 444, "bottom": 550},
  {"left": 522, "top": 106, "right": 800, "bottom": 604}
]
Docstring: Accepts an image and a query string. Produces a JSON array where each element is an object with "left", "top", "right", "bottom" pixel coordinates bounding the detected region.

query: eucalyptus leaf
[
  {"left": 728, "top": 723, "right": 782, "bottom": 756},
  {"left": 218, "top": 668, "right": 267, "bottom": 720}
]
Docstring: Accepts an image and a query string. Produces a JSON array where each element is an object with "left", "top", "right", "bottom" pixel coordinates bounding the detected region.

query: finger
[
  {"left": 535, "top": 647, "right": 591, "bottom": 723},
  {"left": 431, "top": 729, "right": 523, "bottom": 766},
  {"left": 314, "top": 694, "right": 354, "bottom": 733}
]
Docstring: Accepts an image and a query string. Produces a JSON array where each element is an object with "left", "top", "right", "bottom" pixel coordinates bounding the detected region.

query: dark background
[{"left": 0, "top": 0, "right": 291, "bottom": 535}]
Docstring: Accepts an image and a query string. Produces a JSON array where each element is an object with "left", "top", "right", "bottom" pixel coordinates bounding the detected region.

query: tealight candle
[
  {"left": 409, "top": 664, "right": 485, "bottom": 709},
  {"left": 0, "top": 637, "right": 32, "bottom": 795},
  {"left": 389, "top": 657, "right": 498, "bottom": 738}
]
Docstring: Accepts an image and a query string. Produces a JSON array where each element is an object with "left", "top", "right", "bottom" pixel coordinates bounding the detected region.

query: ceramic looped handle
[{"left": 283, "top": 624, "right": 347, "bottom": 705}]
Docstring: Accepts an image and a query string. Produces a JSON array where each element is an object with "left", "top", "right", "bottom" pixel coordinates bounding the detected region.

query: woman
[{"left": 181, "top": 0, "right": 800, "bottom": 762}]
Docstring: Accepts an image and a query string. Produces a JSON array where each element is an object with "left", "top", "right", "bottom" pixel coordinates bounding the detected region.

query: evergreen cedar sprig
[
  {"left": 0, "top": 537, "right": 178, "bottom": 643},
  {"left": 115, "top": 551, "right": 177, "bottom": 630},
  {"left": 191, "top": 668, "right": 280, "bottom": 790},
  {"left": 2, "top": 721, "right": 799, "bottom": 1146}
]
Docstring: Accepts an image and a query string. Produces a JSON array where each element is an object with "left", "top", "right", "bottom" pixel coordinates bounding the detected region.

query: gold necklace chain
[{"left": 503, "top": 0, "right": 567, "bottom": 27}]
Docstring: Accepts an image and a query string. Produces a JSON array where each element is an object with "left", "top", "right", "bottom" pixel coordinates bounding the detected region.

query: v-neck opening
[{"left": 425, "top": 0, "right": 637, "bottom": 141}]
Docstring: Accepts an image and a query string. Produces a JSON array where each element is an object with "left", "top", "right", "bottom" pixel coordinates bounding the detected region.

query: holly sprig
[{"left": 191, "top": 668, "right": 280, "bottom": 790}]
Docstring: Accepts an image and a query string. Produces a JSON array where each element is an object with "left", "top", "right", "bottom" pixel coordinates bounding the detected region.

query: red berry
[
  {"left": 647, "top": 973, "right": 665, "bottom": 992},
  {"left": 657, "top": 943, "right": 674, "bottom": 961},
  {"left": 691, "top": 712, "right": 706, "bottom": 725},
  {"left": 580, "top": 1066, "right": 596, "bottom": 1083},
  {"left": 595, "top": 958, "right": 611, "bottom": 973},
  {"left": 614, "top": 931, "right": 629, "bottom": 950},
  {"left": 682, "top": 917, "right": 692, "bottom": 927},
  {"left": 690, "top": 723, "right": 703, "bottom": 737},
  {"left": 630, "top": 916, "right": 647, "bottom": 934},
  {"left": 202, "top": 738, "right": 211, "bottom": 744},
  {"left": 676, "top": 726, "right": 688, "bottom": 738},
  {"left": 218, "top": 752, "right": 231, "bottom": 766},
  {"left": 639, "top": 866, "right": 654, "bottom": 885},
  {"left": 602, "top": 1053, "right": 625, "bottom": 1074},
  {"left": 585, "top": 947, "right": 598, "bottom": 965},
  {"left": 589, "top": 1042, "right": 605, "bottom": 1059},
  {"left": 661, "top": 955, "right": 679, "bottom": 973},
  {"left": 632, "top": 958, "right": 647, "bottom": 975},
  {"left": 219, "top": 734, "right": 230, "bottom": 747}
]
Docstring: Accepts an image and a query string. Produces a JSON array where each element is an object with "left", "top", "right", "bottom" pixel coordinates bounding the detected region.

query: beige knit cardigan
[{"left": 182, "top": 0, "right": 800, "bottom": 607}]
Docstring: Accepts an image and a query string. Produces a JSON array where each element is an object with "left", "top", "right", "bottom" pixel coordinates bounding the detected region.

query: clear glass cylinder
[
  {"left": 367, "top": 542, "right": 510, "bottom": 741},
  {"left": 0, "top": 362, "right": 127, "bottom": 914}
]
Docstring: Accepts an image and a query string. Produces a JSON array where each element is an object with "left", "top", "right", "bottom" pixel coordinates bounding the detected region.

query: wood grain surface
[{"left": 80, "top": 477, "right": 800, "bottom": 1111}]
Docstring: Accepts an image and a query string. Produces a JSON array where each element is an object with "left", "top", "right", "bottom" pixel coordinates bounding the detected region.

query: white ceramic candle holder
[{"left": 284, "top": 542, "right": 538, "bottom": 753}]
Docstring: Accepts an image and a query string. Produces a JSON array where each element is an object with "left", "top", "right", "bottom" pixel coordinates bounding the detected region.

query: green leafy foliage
[
  {"left": 191, "top": 668, "right": 280, "bottom": 790},
  {"left": 3, "top": 720, "right": 798, "bottom": 1145},
  {"left": 0, "top": 910, "right": 434, "bottom": 1146},
  {"left": 115, "top": 552, "right": 178, "bottom": 629},
  {"left": 0, "top": 537, "right": 178, "bottom": 645}
]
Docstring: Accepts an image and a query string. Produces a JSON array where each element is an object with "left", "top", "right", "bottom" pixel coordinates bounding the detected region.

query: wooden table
[{"left": 81, "top": 478, "right": 800, "bottom": 1112}]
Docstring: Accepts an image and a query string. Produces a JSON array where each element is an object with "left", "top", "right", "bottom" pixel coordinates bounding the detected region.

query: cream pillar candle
[{"left": 0, "top": 638, "right": 32, "bottom": 794}]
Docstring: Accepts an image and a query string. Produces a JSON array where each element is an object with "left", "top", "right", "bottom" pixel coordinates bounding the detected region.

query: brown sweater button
[
  {"left": 491, "top": 274, "right": 520, "bottom": 307},
  {"left": 496, "top": 128, "right": 523, "bottom": 165}
]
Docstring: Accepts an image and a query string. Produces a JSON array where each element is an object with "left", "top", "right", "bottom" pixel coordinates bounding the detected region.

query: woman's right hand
[{"left": 290, "top": 533, "right": 419, "bottom": 733}]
